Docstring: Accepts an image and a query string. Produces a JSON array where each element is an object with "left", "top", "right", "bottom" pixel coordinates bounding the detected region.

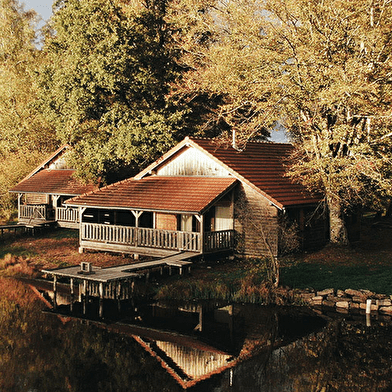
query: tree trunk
[{"left": 328, "top": 195, "right": 349, "bottom": 245}]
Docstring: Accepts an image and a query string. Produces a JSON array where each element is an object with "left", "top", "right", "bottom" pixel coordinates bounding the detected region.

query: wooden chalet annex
[
  {"left": 65, "top": 137, "right": 327, "bottom": 258},
  {"left": 9, "top": 145, "right": 96, "bottom": 228}
]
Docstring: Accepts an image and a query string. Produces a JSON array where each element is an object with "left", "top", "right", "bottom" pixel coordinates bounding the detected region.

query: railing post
[
  {"left": 179, "top": 231, "right": 183, "bottom": 251},
  {"left": 136, "top": 227, "right": 140, "bottom": 247}
]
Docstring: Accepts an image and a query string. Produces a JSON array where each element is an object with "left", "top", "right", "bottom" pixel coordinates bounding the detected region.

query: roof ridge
[{"left": 189, "top": 136, "right": 291, "bottom": 146}]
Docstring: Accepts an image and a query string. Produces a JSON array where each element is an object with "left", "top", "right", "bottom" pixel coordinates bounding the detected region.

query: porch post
[
  {"left": 18, "top": 194, "right": 22, "bottom": 221},
  {"left": 131, "top": 210, "right": 142, "bottom": 254},
  {"left": 78, "top": 207, "right": 86, "bottom": 254},
  {"left": 117, "top": 281, "right": 122, "bottom": 313},
  {"left": 132, "top": 210, "right": 142, "bottom": 228},
  {"left": 52, "top": 195, "right": 60, "bottom": 221},
  {"left": 196, "top": 214, "right": 204, "bottom": 254},
  {"left": 82, "top": 280, "right": 88, "bottom": 315},
  {"left": 231, "top": 189, "right": 235, "bottom": 230},
  {"left": 52, "top": 194, "right": 60, "bottom": 207}
]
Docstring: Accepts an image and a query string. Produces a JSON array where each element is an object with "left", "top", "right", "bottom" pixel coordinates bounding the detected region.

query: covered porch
[
  {"left": 16, "top": 194, "right": 80, "bottom": 228},
  {"left": 10, "top": 166, "right": 96, "bottom": 228},
  {"left": 66, "top": 176, "right": 238, "bottom": 257}
]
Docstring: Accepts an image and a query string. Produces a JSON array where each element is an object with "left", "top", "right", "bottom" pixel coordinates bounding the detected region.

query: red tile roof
[
  {"left": 190, "top": 138, "right": 321, "bottom": 208},
  {"left": 138, "top": 137, "right": 322, "bottom": 209},
  {"left": 10, "top": 169, "right": 96, "bottom": 196},
  {"left": 66, "top": 176, "right": 237, "bottom": 213}
]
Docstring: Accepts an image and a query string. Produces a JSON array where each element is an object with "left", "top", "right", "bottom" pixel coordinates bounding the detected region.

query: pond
[{"left": 1, "top": 277, "right": 392, "bottom": 391}]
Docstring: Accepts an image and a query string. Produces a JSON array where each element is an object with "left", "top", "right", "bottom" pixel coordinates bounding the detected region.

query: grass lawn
[
  {"left": 0, "top": 227, "right": 133, "bottom": 277},
  {"left": 1, "top": 214, "right": 392, "bottom": 299},
  {"left": 280, "top": 263, "right": 392, "bottom": 295},
  {"left": 279, "top": 215, "right": 392, "bottom": 295}
]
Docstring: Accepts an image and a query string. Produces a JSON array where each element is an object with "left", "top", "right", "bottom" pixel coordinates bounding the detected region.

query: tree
[
  {"left": 173, "top": 0, "right": 392, "bottom": 244},
  {"left": 0, "top": 0, "right": 55, "bottom": 154},
  {"left": 0, "top": 0, "right": 56, "bottom": 220},
  {"left": 166, "top": 0, "right": 272, "bottom": 142},
  {"left": 37, "top": 0, "right": 191, "bottom": 183}
]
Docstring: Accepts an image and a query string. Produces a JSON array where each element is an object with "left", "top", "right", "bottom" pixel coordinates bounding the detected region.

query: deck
[
  {"left": 41, "top": 252, "right": 197, "bottom": 316},
  {"left": 80, "top": 223, "right": 234, "bottom": 255},
  {"left": 17, "top": 219, "right": 56, "bottom": 228},
  {"left": 0, "top": 224, "right": 27, "bottom": 236},
  {"left": 41, "top": 252, "right": 196, "bottom": 284}
]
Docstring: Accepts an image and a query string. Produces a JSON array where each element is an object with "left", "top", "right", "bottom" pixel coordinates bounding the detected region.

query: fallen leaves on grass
[
  {"left": 0, "top": 229, "right": 134, "bottom": 277},
  {"left": 0, "top": 253, "right": 36, "bottom": 277}
]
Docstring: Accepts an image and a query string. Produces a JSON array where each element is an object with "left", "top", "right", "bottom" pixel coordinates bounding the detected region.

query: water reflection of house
[
  {"left": 97, "top": 303, "right": 238, "bottom": 389},
  {"left": 135, "top": 336, "right": 234, "bottom": 389},
  {"left": 30, "top": 275, "right": 326, "bottom": 391},
  {"left": 65, "top": 137, "right": 327, "bottom": 259},
  {"left": 9, "top": 145, "right": 96, "bottom": 228}
]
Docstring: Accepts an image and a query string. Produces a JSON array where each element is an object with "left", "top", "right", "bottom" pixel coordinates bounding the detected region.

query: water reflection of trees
[
  {"left": 285, "top": 320, "right": 392, "bottom": 391},
  {"left": 0, "top": 278, "right": 182, "bottom": 392},
  {"left": 229, "top": 319, "right": 392, "bottom": 392},
  {"left": 3, "top": 277, "right": 392, "bottom": 391}
]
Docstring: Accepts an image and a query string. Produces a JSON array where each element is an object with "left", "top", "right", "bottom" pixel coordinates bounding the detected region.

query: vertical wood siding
[
  {"left": 157, "top": 147, "right": 231, "bottom": 177},
  {"left": 234, "top": 184, "right": 279, "bottom": 258},
  {"left": 155, "top": 212, "right": 178, "bottom": 231},
  {"left": 25, "top": 193, "right": 49, "bottom": 204}
]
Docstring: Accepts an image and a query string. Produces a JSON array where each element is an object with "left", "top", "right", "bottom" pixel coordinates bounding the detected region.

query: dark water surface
[{"left": 1, "top": 278, "right": 392, "bottom": 391}]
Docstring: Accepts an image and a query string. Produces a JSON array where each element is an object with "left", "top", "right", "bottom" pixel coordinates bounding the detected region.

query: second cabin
[
  {"left": 65, "top": 137, "right": 328, "bottom": 258},
  {"left": 9, "top": 145, "right": 96, "bottom": 229}
]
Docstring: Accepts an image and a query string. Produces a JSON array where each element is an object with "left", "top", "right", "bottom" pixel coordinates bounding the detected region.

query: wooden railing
[
  {"left": 81, "top": 223, "right": 235, "bottom": 254},
  {"left": 56, "top": 207, "right": 79, "bottom": 223},
  {"left": 81, "top": 223, "right": 204, "bottom": 252},
  {"left": 138, "top": 228, "right": 201, "bottom": 251},
  {"left": 20, "top": 205, "right": 49, "bottom": 220},
  {"left": 82, "top": 223, "right": 137, "bottom": 245},
  {"left": 203, "top": 230, "right": 235, "bottom": 253}
]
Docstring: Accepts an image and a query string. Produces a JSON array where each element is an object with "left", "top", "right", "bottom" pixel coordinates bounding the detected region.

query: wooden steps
[{"left": 159, "top": 252, "right": 196, "bottom": 274}]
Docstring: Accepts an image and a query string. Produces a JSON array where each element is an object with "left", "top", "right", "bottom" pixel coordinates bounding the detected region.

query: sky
[{"left": 22, "top": 0, "right": 53, "bottom": 22}]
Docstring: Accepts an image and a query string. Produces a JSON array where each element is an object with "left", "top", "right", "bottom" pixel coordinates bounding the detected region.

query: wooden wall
[
  {"left": 234, "top": 184, "right": 280, "bottom": 258},
  {"left": 48, "top": 151, "right": 72, "bottom": 170},
  {"left": 157, "top": 147, "right": 231, "bottom": 177},
  {"left": 24, "top": 193, "right": 49, "bottom": 205},
  {"left": 155, "top": 212, "right": 178, "bottom": 231}
]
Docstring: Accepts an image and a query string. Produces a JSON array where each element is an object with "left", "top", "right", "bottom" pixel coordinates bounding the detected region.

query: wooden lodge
[
  {"left": 9, "top": 145, "right": 96, "bottom": 228},
  {"left": 64, "top": 137, "right": 328, "bottom": 259},
  {"left": 67, "top": 175, "right": 237, "bottom": 257}
]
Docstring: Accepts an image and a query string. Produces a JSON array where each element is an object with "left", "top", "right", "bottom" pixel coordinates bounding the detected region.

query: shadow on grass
[
  {"left": 33, "top": 228, "right": 79, "bottom": 240},
  {"left": 280, "top": 263, "right": 392, "bottom": 295},
  {"left": 0, "top": 246, "right": 38, "bottom": 260}
]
